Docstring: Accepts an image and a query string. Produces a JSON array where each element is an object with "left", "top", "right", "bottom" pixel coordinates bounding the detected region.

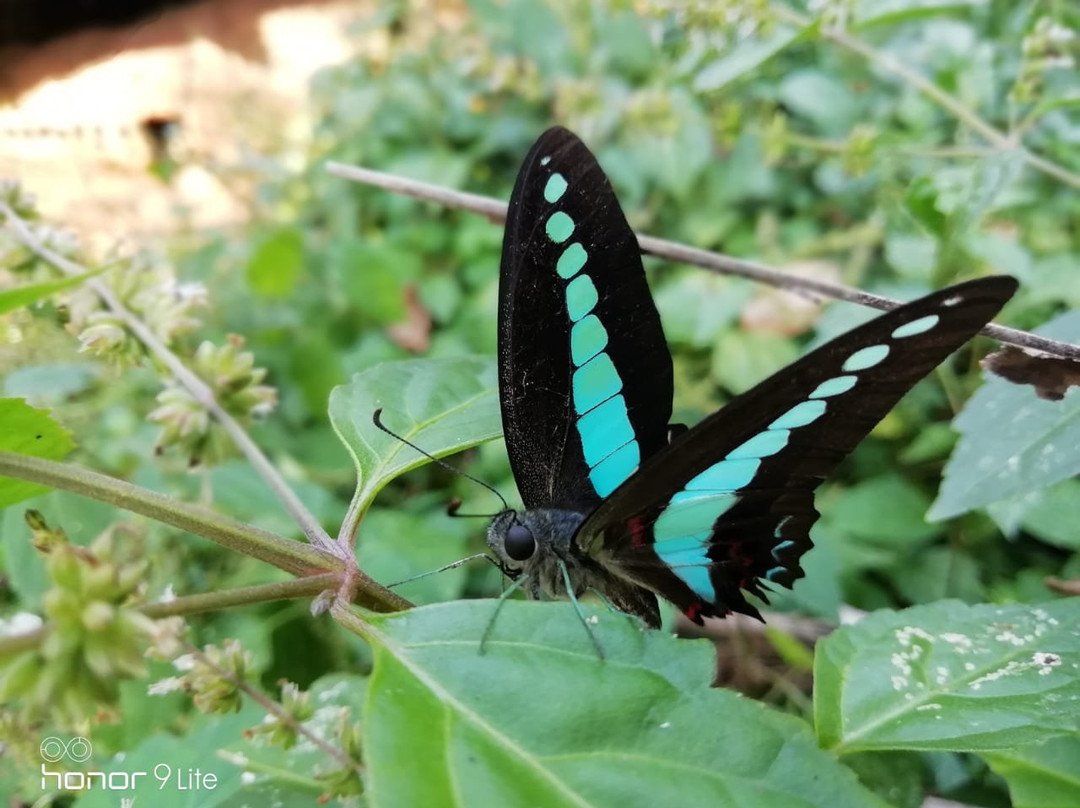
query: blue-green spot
[
  {"left": 771, "top": 540, "right": 795, "bottom": 560},
  {"left": 727, "top": 429, "right": 790, "bottom": 460},
  {"left": 655, "top": 494, "right": 736, "bottom": 545},
  {"left": 589, "top": 440, "right": 639, "bottom": 497},
  {"left": 577, "top": 395, "right": 634, "bottom": 467},
  {"left": 565, "top": 275, "right": 598, "bottom": 322},
  {"left": 842, "top": 344, "right": 890, "bottom": 372},
  {"left": 809, "top": 375, "right": 857, "bottom": 399},
  {"left": 659, "top": 548, "right": 716, "bottom": 601},
  {"left": 769, "top": 399, "right": 826, "bottom": 430},
  {"left": 573, "top": 353, "right": 622, "bottom": 414},
  {"left": 653, "top": 535, "right": 706, "bottom": 553},
  {"left": 556, "top": 243, "right": 588, "bottom": 279},
  {"left": 892, "top": 315, "right": 939, "bottom": 339},
  {"left": 570, "top": 315, "right": 608, "bottom": 366},
  {"left": 544, "top": 173, "right": 568, "bottom": 203},
  {"left": 765, "top": 566, "right": 785, "bottom": 581},
  {"left": 545, "top": 211, "right": 575, "bottom": 243},
  {"left": 685, "top": 458, "right": 760, "bottom": 492}
]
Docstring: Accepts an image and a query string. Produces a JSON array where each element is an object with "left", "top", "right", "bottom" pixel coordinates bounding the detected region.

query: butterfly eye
[{"left": 505, "top": 523, "right": 536, "bottom": 561}]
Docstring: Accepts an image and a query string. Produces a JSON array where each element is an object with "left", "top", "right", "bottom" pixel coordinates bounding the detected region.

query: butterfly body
[{"left": 490, "top": 126, "right": 1017, "bottom": 630}]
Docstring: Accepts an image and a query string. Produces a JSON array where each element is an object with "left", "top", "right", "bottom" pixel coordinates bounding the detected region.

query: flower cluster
[
  {"left": 67, "top": 251, "right": 207, "bottom": 362},
  {"left": 148, "top": 335, "right": 277, "bottom": 466},
  {"left": 1012, "top": 17, "right": 1078, "bottom": 106},
  {"left": 0, "top": 513, "right": 155, "bottom": 729}
]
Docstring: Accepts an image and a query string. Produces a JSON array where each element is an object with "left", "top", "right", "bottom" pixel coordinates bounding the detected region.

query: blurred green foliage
[{"left": 2, "top": 0, "right": 1079, "bottom": 805}]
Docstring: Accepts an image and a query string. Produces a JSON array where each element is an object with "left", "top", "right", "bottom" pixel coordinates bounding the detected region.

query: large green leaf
[
  {"left": 0, "top": 267, "right": 104, "bottom": 315},
  {"left": 329, "top": 357, "right": 502, "bottom": 531},
  {"left": 0, "top": 398, "right": 75, "bottom": 507},
  {"left": 982, "top": 735, "right": 1080, "bottom": 808},
  {"left": 815, "top": 600, "right": 1080, "bottom": 754},
  {"left": 357, "top": 600, "right": 886, "bottom": 808},
  {"left": 929, "top": 311, "right": 1080, "bottom": 520},
  {"left": 74, "top": 702, "right": 264, "bottom": 808}
]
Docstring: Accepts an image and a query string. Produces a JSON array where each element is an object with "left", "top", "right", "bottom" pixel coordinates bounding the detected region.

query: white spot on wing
[{"left": 942, "top": 295, "right": 963, "bottom": 307}]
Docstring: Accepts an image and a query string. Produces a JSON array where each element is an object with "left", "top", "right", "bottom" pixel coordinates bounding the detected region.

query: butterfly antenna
[{"left": 372, "top": 408, "right": 510, "bottom": 513}]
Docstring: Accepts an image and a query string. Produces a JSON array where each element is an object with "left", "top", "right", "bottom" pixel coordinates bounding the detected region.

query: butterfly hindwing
[
  {"left": 498, "top": 127, "right": 673, "bottom": 512},
  {"left": 577, "top": 277, "right": 1018, "bottom": 623}
]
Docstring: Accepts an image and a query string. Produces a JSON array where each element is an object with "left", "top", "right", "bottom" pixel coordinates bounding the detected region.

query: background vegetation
[{"left": 1, "top": 1, "right": 1079, "bottom": 806}]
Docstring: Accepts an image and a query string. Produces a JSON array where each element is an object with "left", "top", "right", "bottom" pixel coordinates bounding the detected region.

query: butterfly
[{"left": 485, "top": 126, "right": 1017, "bottom": 632}]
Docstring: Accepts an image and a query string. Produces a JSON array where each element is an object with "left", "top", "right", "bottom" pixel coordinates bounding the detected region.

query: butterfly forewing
[
  {"left": 498, "top": 127, "right": 673, "bottom": 511},
  {"left": 578, "top": 277, "right": 1018, "bottom": 622}
]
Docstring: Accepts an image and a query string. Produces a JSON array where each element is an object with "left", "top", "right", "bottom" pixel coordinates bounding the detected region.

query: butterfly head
[
  {"left": 486, "top": 510, "right": 538, "bottom": 573},
  {"left": 486, "top": 508, "right": 586, "bottom": 576}
]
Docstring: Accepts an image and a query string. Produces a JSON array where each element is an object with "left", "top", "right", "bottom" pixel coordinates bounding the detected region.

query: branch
[
  {"left": 0, "top": 452, "right": 411, "bottom": 614},
  {"left": 0, "top": 451, "right": 333, "bottom": 576},
  {"left": 142, "top": 574, "right": 344, "bottom": 618},
  {"left": 324, "top": 162, "right": 1080, "bottom": 362},
  {"left": 0, "top": 201, "right": 339, "bottom": 556}
]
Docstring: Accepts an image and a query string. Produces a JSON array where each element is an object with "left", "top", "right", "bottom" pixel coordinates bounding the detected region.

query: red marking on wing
[
  {"left": 628, "top": 515, "right": 647, "bottom": 547},
  {"left": 685, "top": 602, "right": 704, "bottom": 624}
]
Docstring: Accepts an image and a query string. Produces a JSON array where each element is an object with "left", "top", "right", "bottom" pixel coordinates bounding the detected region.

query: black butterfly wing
[
  {"left": 499, "top": 127, "right": 673, "bottom": 512},
  {"left": 577, "top": 276, "right": 1018, "bottom": 623}
]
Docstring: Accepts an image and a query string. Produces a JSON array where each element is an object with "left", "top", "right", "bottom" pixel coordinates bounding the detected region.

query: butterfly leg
[
  {"left": 557, "top": 559, "right": 605, "bottom": 661},
  {"left": 386, "top": 553, "right": 497, "bottom": 589},
  {"left": 479, "top": 573, "right": 529, "bottom": 655}
]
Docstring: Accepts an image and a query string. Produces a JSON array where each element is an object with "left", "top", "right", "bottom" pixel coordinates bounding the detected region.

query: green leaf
[
  {"left": 74, "top": 702, "right": 264, "bottom": 808},
  {"left": 711, "top": 330, "right": 799, "bottom": 394},
  {"left": 852, "top": 0, "right": 984, "bottom": 30},
  {"left": 778, "top": 70, "right": 858, "bottom": 135},
  {"left": 654, "top": 273, "right": 750, "bottom": 349},
  {"left": 0, "top": 267, "right": 105, "bottom": 315},
  {"left": 929, "top": 311, "right": 1080, "bottom": 520},
  {"left": 329, "top": 357, "right": 501, "bottom": 528},
  {"left": 0, "top": 398, "right": 75, "bottom": 508},
  {"left": 1017, "top": 479, "right": 1080, "bottom": 550},
  {"left": 843, "top": 751, "right": 925, "bottom": 808},
  {"left": 983, "top": 735, "right": 1080, "bottom": 808},
  {"left": 358, "top": 600, "right": 887, "bottom": 808},
  {"left": 815, "top": 600, "right": 1080, "bottom": 754},
  {"left": 336, "top": 240, "right": 417, "bottom": 324},
  {"left": 2, "top": 362, "right": 101, "bottom": 402},
  {"left": 356, "top": 508, "right": 472, "bottom": 604},
  {"left": 827, "top": 475, "right": 943, "bottom": 550},
  {"left": 246, "top": 228, "right": 303, "bottom": 299},
  {"left": 694, "top": 24, "right": 810, "bottom": 92}
]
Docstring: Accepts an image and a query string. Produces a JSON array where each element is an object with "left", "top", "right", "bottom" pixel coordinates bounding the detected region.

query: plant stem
[
  {"left": 142, "top": 574, "right": 344, "bottom": 618},
  {"left": 0, "top": 452, "right": 411, "bottom": 613},
  {"left": 0, "top": 201, "right": 339, "bottom": 556},
  {"left": 771, "top": 5, "right": 1080, "bottom": 191},
  {"left": 0, "top": 451, "right": 334, "bottom": 575},
  {"left": 324, "top": 162, "right": 1080, "bottom": 362}
]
